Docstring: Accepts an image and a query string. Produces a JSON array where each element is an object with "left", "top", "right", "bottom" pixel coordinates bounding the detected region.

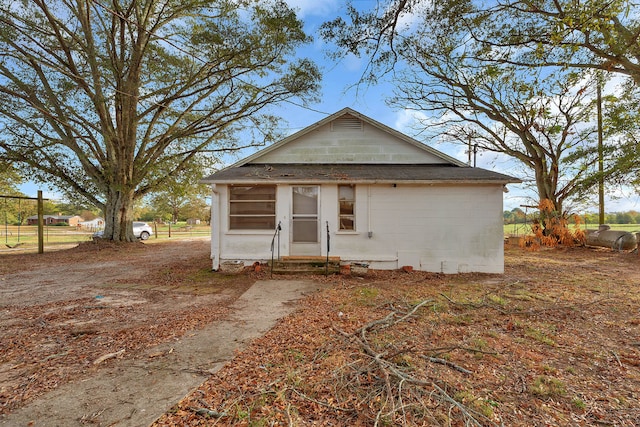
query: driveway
[{"left": 0, "top": 239, "right": 325, "bottom": 426}]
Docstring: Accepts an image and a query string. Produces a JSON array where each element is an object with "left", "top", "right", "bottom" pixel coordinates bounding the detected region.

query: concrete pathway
[{"left": 1, "top": 279, "right": 323, "bottom": 427}]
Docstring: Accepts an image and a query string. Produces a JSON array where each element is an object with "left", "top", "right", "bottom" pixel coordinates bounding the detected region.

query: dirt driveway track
[{"left": 0, "top": 239, "right": 325, "bottom": 426}]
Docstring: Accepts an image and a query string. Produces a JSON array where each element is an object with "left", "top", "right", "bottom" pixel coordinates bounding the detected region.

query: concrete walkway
[{"left": 1, "top": 279, "right": 323, "bottom": 427}]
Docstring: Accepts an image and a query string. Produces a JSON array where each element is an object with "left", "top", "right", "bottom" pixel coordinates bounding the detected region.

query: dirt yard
[
  {"left": 1, "top": 241, "right": 639, "bottom": 426},
  {"left": 0, "top": 238, "right": 258, "bottom": 419}
]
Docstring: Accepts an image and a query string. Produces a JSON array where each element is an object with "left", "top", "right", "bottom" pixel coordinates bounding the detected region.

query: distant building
[
  {"left": 27, "top": 215, "right": 84, "bottom": 226},
  {"left": 79, "top": 217, "right": 104, "bottom": 231}
]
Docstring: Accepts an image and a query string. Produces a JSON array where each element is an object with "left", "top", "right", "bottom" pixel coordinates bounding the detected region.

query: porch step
[{"left": 270, "top": 256, "right": 341, "bottom": 275}]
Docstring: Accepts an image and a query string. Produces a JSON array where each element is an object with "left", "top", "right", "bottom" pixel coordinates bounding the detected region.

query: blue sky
[{"left": 19, "top": 0, "right": 640, "bottom": 213}]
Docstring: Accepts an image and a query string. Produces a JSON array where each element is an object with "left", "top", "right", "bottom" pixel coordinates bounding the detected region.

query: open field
[
  {"left": 1, "top": 240, "right": 639, "bottom": 426},
  {"left": 505, "top": 222, "right": 640, "bottom": 236},
  {"left": 0, "top": 223, "right": 211, "bottom": 251},
  {"left": 2, "top": 222, "right": 638, "bottom": 252}
]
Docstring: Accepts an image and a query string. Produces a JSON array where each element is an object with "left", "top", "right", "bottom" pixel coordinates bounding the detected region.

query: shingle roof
[{"left": 202, "top": 164, "right": 520, "bottom": 184}]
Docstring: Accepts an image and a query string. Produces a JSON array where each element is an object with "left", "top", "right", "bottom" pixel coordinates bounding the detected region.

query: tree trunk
[
  {"left": 533, "top": 161, "right": 563, "bottom": 214},
  {"left": 102, "top": 188, "right": 136, "bottom": 242},
  {"left": 172, "top": 206, "right": 179, "bottom": 224}
]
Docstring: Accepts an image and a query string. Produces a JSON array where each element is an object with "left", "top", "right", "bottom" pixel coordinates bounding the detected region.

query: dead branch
[
  {"left": 422, "top": 355, "right": 473, "bottom": 374},
  {"left": 610, "top": 350, "right": 623, "bottom": 367},
  {"left": 92, "top": 349, "right": 125, "bottom": 365},
  {"left": 188, "top": 407, "right": 227, "bottom": 418},
  {"left": 290, "top": 388, "right": 356, "bottom": 413},
  {"left": 424, "top": 345, "right": 499, "bottom": 357},
  {"left": 41, "top": 351, "right": 70, "bottom": 362},
  {"left": 440, "top": 292, "right": 508, "bottom": 314},
  {"left": 431, "top": 383, "right": 487, "bottom": 427},
  {"left": 334, "top": 299, "right": 498, "bottom": 426}
]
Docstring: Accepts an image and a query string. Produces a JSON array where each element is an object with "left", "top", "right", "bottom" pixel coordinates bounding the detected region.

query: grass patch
[
  {"left": 530, "top": 376, "right": 566, "bottom": 398},
  {"left": 524, "top": 326, "right": 556, "bottom": 346}
]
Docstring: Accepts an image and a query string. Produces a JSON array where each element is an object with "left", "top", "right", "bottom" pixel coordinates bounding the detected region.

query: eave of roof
[{"left": 201, "top": 164, "right": 521, "bottom": 185}]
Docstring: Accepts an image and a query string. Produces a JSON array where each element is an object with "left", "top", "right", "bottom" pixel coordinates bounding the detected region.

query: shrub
[{"left": 521, "top": 199, "right": 586, "bottom": 250}]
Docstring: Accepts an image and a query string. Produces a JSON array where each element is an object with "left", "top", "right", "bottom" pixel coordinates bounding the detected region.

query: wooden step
[
  {"left": 270, "top": 257, "right": 340, "bottom": 275},
  {"left": 281, "top": 256, "right": 341, "bottom": 261}
]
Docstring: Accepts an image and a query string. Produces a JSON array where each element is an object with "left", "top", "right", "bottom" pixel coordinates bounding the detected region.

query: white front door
[{"left": 291, "top": 186, "right": 320, "bottom": 256}]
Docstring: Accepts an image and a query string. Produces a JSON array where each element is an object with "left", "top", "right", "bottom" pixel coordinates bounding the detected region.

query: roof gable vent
[{"left": 331, "top": 115, "right": 363, "bottom": 132}]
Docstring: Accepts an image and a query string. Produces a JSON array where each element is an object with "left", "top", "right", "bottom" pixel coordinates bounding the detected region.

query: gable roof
[
  {"left": 202, "top": 108, "right": 520, "bottom": 185},
  {"left": 231, "top": 107, "right": 466, "bottom": 167}
]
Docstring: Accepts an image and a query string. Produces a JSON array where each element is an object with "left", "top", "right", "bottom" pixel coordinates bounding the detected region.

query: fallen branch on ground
[
  {"left": 422, "top": 355, "right": 472, "bottom": 374},
  {"left": 93, "top": 349, "right": 125, "bottom": 365},
  {"left": 331, "top": 299, "right": 497, "bottom": 426}
]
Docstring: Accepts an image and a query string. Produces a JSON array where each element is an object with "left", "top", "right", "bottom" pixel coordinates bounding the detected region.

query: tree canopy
[
  {"left": 0, "top": 0, "right": 320, "bottom": 241},
  {"left": 0, "top": 161, "right": 22, "bottom": 196},
  {"left": 323, "top": 0, "right": 640, "bottom": 82}
]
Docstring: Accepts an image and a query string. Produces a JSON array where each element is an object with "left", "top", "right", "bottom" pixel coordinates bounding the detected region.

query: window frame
[
  {"left": 338, "top": 184, "right": 355, "bottom": 231},
  {"left": 228, "top": 185, "right": 277, "bottom": 230}
]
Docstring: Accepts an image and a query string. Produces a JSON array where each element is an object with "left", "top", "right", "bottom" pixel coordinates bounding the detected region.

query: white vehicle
[
  {"left": 93, "top": 221, "right": 153, "bottom": 240},
  {"left": 132, "top": 222, "right": 153, "bottom": 240}
]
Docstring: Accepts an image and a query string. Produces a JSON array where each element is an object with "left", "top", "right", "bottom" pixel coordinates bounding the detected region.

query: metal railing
[{"left": 270, "top": 221, "right": 282, "bottom": 278}]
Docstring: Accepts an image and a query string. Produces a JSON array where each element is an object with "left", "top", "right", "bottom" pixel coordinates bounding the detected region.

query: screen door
[{"left": 291, "top": 186, "right": 320, "bottom": 255}]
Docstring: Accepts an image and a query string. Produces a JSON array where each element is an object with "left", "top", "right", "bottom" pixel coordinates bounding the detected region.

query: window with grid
[
  {"left": 338, "top": 184, "right": 355, "bottom": 230},
  {"left": 229, "top": 185, "right": 276, "bottom": 230}
]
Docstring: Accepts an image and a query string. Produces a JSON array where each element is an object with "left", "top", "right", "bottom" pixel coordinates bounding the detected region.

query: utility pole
[
  {"left": 597, "top": 76, "right": 605, "bottom": 225},
  {"left": 467, "top": 133, "right": 478, "bottom": 167}
]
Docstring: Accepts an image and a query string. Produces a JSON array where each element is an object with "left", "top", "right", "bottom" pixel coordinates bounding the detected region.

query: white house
[
  {"left": 79, "top": 217, "right": 105, "bottom": 231},
  {"left": 202, "top": 108, "right": 519, "bottom": 274}
]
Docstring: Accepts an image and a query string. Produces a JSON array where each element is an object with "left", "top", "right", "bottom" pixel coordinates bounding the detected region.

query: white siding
[
  {"left": 253, "top": 122, "right": 448, "bottom": 165},
  {"left": 214, "top": 183, "right": 505, "bottom": 273},
  {"left": 327, "top": 184, "right": 505, "bottom": 273},
  {"left": 215, "top": 185, "right": 290, "bottom": 263}
]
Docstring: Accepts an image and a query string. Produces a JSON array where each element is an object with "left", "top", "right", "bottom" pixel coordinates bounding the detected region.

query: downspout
[{"left": 210, "top": 184, "right": 221, "bottom": 271}]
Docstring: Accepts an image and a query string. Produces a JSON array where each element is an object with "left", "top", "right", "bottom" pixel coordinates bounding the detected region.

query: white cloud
[{"left": 283, "top": 0, "right": 343, "bottom": 18}]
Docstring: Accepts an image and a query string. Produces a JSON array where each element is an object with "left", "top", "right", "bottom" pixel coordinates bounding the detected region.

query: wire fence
[{"left": 1, "top": 223, "right": 211, "bottom": 253}]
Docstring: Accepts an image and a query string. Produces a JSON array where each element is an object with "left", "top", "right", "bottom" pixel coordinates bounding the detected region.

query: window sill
[
  {"left": 226, "top": 230, "right": 274, "bottom": 235},
  {"left": 335, "top": 231, "right": 359, "bottom": 235}
]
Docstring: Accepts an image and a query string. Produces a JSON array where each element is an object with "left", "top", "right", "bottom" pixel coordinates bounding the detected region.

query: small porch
[{"left": 269, "top": 256, "right": 341, "bottom": 275}]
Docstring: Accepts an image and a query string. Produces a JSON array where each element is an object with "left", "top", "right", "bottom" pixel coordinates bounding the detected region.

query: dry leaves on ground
[
  {"left": 154, "top": 246, "right": 640, "bottom": 426},
  {"left": 0, "top": 240, "right": 254, "bottom": 415}
]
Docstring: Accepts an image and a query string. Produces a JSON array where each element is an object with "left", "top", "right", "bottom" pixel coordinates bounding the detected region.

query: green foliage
[
  {"left": 0, "top": 0, "right": 320, "bottom": 241},
  {"left": 144, "top": 154, "right": 212, "bottom": 222},
  {"left": 504, "top": 208, "right": 527, "bottom": 224},
  {"left": 0, "top": 162, "right": 22, "bottom": 195}
]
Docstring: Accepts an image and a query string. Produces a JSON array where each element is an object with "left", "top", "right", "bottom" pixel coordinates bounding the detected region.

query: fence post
[{"left": 37, "top": 190, "right": 44, "bottom": 254}]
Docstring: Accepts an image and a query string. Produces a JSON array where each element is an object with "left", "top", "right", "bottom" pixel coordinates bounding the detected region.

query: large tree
[
  {"left": 391, "top": 50, "right": 598, "bottom": 214},
  {"left": 147, "top": 154, "right": 211, "bottom": 223},
  {"left": 566, "top": 81, "right": 640, "bottom": 198},
  {"left": 468, "top": 0, "right": 640, "bottom": 83},
  {"left": 0, "top": 0, "right": 320, "bottom": 241}
]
